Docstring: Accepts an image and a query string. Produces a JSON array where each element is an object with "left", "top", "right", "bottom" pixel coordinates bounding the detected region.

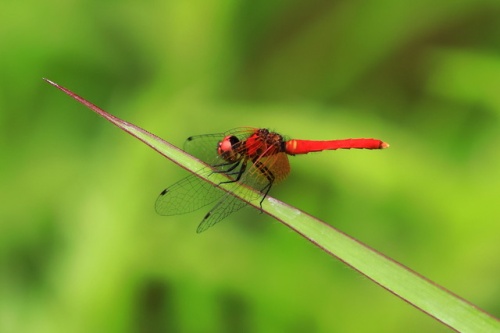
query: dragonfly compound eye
[{"left": 217, "top": 135, "right": 241, "bottom": 161}]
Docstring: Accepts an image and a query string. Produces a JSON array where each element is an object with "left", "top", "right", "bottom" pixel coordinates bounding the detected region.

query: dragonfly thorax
[{"left": 245, "top": 129, "right": 286, "bottom": 157}]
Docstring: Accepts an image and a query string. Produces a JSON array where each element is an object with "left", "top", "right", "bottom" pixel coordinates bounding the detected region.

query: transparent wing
[
  {"left": 243, "top": 153, "right": 291, "bottom": 190},
  {"left": 155, "top": 172, "right": 225, "bottom": 215},
  {"left": 156, "top": 127, "right": 257, "bottom": 216},
  {"left": 193, "top": 152, "right": 291, "bottom": 232},
  {"left": 196, "top": 192, "right": 249, "bottom": 233},
  {"left": 196, "top": 153, "right": 290, "bottom": 233}
]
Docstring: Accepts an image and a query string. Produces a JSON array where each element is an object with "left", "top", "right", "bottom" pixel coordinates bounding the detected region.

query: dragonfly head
[{"left": 218, "top": 135, "right": 242, "bottom": 162}]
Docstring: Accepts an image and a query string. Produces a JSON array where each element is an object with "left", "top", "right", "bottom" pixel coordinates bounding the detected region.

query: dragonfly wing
[
  {"left": 158, "top": 127, "right": 276, "bottom": 232},
  {"left": 183, "top": 128, "right": 257, "bottom": 165},
  {"left": 196, "top": 193, "right": 249, "bottom": 233},
  {"left": 259, "top": 152, "right": 291, "bottom": 184},
  {"left": 238, "top": 152, "right": 291, "bottom": 196},
  {"left": 183, "top": 132, "right": 225, "bottom": 165},
  {"left": 155, "top": 172, "right": 226, "bottom": 216}
]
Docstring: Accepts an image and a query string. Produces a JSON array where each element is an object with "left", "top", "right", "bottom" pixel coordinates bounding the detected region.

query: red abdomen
[{"left": 285, "top": 139, "right": 387, "bottom": 155}]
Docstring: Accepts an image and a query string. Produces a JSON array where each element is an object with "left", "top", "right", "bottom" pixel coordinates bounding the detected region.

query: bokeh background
[{"left": 2, "top": 0, "right": 500, "bottom": 332}]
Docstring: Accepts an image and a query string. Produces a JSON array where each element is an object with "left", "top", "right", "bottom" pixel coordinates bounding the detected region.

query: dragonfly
[{"left": 155, "top": 127, "right": 389, "bottom": 233}]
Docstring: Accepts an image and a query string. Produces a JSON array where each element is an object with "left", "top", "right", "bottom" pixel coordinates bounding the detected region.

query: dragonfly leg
[
  {"left": 252, "top": 160, "right": 275, "bottom": 210},
  {"left": 219, "top": 159, "right": 248, "bottom": 185},
  {"left": 210, "top": 160, "right": 241, "bottom": 175}
]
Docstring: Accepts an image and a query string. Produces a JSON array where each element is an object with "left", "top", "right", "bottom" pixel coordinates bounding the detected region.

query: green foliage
[{"left": 2, "top": 1, "right": 500, "bottom": 332}]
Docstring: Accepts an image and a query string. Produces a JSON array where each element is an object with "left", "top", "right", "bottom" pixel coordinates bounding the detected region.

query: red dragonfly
[{"left": 155, "top": 127, "right": 388, "bottom": 233}]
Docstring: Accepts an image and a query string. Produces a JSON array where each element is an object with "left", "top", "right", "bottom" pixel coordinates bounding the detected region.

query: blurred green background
[{"left": 1, "top": 0, "right": 500, "bottom": 332}]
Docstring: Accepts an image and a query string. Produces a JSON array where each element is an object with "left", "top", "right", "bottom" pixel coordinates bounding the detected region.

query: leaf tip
[{"left": 42, "top": 77, "right": 57, "bottom": 86}]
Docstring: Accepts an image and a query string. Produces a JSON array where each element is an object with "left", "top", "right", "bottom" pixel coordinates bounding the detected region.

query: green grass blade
[{"left": 44, "top": 78, "right": 500, "bottom": 333}]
